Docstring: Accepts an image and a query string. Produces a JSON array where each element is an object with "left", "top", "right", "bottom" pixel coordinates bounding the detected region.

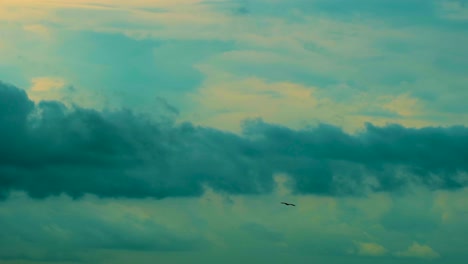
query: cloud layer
[
  {"left": 1, "top": 185, "right": 467, "bottom": 263},
  {"left": 1, "top": 81, "right": 467, "bottom": 200}
]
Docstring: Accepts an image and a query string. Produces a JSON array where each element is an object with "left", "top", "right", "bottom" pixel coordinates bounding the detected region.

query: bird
[{"left": 281, "top": 202, "right": 296, "bottom": 206}]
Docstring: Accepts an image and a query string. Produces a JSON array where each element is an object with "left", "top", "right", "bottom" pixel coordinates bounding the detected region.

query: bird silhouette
[{"left": 281, "top": 202, "right": 296, "bottom": 206}]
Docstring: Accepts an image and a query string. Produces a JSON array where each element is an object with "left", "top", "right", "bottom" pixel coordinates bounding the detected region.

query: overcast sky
[{"left": 1, "top": 0, "right": 468, "bottom": 263}]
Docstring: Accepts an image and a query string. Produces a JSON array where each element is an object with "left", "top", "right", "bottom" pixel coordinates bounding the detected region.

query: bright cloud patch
[
  {"left": 28, "top": 77, "right": 66, "bottom": 101},
  {"left": 396, "top": 242, "right": 440, "bottom": 259},
  {"left": 189, "top": 75, "right": 319, "bottom": 132},
  {"left": 23, "top": 24, "right": 51, "bottom": 38},
  {"left": 189, "top": 69, "right": 436, "bottom": 133},
  {"left": 355, "top": 242, "right": 388, "bottom": 256},
  {"left": 30, "top": 77, "right": 64, "bottom": 92}
]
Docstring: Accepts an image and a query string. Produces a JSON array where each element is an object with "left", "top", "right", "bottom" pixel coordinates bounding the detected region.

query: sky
[{"left": 0, "top": 0, "right": 468, "bottom": 263}]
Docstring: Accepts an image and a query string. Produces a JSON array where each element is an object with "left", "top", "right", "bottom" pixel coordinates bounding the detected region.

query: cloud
[
  {"left": 354, "top": 242, "right": 387, "bottom": 256},
  {"left": 396, "top": 242, "right": 440, "bottom": 259},
  {"left": 41, "top": 32, "right": 235, "bottom": 114},
  {"left": 437, "top": 0, "right": 468, "bottom": 21},
  {"left": 380, "top": 192, "right": 441, "bottom": 234},
  {"left": 1, "top": 0, "right": 203, "bottom": 9},
  {"left": 381, "top": 93, "right": 421, "bottom": 117},
  {"left": 29, "top": 77, "right": 64, "bottom": 92},
  {"left": 1, "top": 81, "right": 467, "bottom": 200},
  {"left": 27, "top": 77, "right": 66, "bottom": 101},
  {"left": 0, "top": 192, "right": 207, "bottom": 263},
  {"left": 0, "top": 0, "right": 230, "bottom": 40},
  {"left": 188, "top": 72, "right": 436, "bottom": 133},
  {"left": 188, "top": 76, "right": 319, "bottom": 132},
  {"left": 0, "top": 186, "right": 467, "bottom": 263},
  {"left": 1, "top": 0, "right": 467, "bottom": 126},
  {"left": 23, "top": 24, "right": 51, "bottom": 39}
]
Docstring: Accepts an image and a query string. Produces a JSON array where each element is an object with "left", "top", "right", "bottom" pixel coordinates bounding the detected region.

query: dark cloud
[{"left": 0, "top": 81, "right": 467, "bottom": 200}]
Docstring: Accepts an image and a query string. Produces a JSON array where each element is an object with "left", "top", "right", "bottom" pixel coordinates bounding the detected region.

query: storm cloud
[{"left": 1, "top": 81, "right": 467, "bottom": 200}]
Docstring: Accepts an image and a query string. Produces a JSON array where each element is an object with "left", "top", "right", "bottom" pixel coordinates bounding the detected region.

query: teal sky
[{"left": 0, "top": 0, "right": 467, "bottom": 263}]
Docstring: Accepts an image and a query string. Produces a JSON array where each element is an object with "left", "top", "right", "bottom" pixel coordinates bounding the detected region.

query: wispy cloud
[
  {"left": 188, "top": 70, "right": 435, "bottom": 132},
  {"left": 396, "top": 242, "right": 440, "bottom": 259},
  {"left": 1, "top": 0, "right": 467, "bottom": 131},
  {"left": 437, "top": 0, "right": 468, "bottom": 20}
]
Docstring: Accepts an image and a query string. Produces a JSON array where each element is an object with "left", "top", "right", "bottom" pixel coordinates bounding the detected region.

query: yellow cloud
[
  {"left": 26, "top": 77, "right": 105, "bottom": 109},
  {"left": 0, "top": 0, "right": 410, "bottom": 50},
  {"left": 355, "top": 242, "right": 388, "bottom": 256},
  {"left": 381, "top": 93, "right": 421, "bottom": 117},
  {"left": 28, "top": 77, "right": 65, "bottom": 103},
  {"left": 434, "top": 186, "right": 468, "bottom": 223},
  {"left": 1, "top": 0, "right": 202, "bottom": 8},
  {"left": 0, "top": 4, "right": 49, "bottom": 21},
  {"left": 187, "top": 76, "right": 319, "bottom": 132},
  {"left": 396, "top": 242, "right": 440, "bottom": 259},
  {"left": 23, "top": 24, "right": 51, "bottom": 38},
  {"left": 30, "top": 77, "right": 64, "bottom": 91},
  {"left": 184, "top": 67, "right": 438, "bottom": 134}
]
